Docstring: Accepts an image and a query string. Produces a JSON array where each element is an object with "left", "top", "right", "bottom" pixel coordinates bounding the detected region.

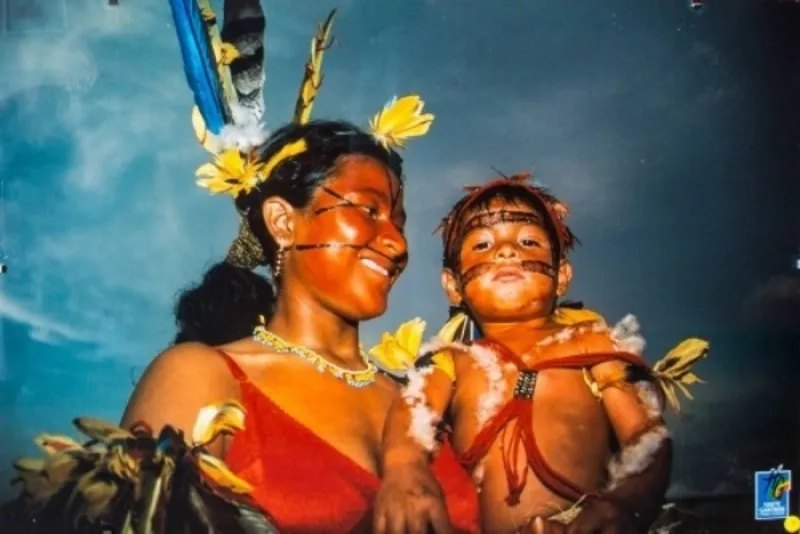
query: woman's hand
[{"left": 373, "top": 462, "right": 453, "bottom": 534}]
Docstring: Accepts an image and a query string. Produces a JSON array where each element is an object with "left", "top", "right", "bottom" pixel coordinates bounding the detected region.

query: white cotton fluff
[
  {"left": 610, "top": 314, "right": 646, "bottom": 355},
  {"left": 606, "top": 425, "right": 670, "bottom": 491},
  {"left": 469, "top": 344, "right": 508, "bottom": 427}
]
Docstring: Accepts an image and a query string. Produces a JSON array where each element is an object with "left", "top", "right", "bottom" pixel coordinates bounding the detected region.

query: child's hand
[
  {"left": 530, "top": 499, "right": 638, "bottom": 534},
  {"left": 373, "top": 463, "right": 453, "bottom": 534}
]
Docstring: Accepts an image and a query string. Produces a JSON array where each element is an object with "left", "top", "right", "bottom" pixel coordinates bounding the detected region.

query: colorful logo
[{"left": 755, "top": 465, "right": 791, "bottom": 521}]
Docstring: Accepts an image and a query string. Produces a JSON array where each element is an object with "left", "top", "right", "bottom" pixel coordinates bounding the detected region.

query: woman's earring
[{"left": 274, "top": 246, "right": 285, "bottom": 279}]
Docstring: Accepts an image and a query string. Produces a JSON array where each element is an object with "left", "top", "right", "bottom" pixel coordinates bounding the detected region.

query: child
[{"left": 372, "top": 174, "right": 708, "bottom": 533}]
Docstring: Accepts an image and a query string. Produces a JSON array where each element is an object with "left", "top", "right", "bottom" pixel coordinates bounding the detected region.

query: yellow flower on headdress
[
  {"left": 369, "top": 95, "right": 434, "bottom": 150},
  {"left": 196, "top": 149, "right": 265, "bottom": 197}
]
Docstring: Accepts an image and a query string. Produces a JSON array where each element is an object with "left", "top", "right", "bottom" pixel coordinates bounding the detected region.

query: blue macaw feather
[{"left": 168, "top": 0, "right": 227, "bottom": 134}]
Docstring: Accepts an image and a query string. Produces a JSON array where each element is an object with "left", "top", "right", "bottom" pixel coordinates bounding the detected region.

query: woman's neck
[{"left": 266, "top": 285, "right": 363, "bottom": 367}]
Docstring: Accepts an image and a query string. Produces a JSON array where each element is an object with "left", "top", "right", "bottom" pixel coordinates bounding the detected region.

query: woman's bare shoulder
[{"left": 120, "top": 342, "right": 241, "bottom": 434}]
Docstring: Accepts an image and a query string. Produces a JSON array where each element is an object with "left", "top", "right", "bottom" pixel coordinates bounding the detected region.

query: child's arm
[
  {"left": 373, "top": 350, "right": 459, "bottom": 534},
  {"left": 534, "top": 354, "right": 671, "bottom": 534},
  {"left": 590, "top": 360, "right": 672, "bottom": 529}
]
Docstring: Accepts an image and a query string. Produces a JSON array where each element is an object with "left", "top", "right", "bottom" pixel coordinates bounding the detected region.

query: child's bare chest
[{"left": 451, "top": 363, "right": 610, "bottom": 451}]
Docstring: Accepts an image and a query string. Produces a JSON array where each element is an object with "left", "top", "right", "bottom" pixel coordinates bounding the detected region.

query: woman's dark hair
[{"left": 174, "top": 120, "right": 403, "bottom": 346}]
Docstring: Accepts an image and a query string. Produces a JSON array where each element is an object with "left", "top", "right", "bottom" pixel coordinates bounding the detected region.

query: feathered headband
[
  {"left": 436, "top": 173, "right": 578, "bottom": 263},
  {"left": 167, "top": 1, "right": 434, "bottom": 266}
]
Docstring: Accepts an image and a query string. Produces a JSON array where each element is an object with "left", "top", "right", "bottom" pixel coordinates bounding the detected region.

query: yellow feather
[
  {"left": 73, "top": 418, "right": 133, "bottom": 444},
  {"left": 191, "top": 106, "right": 218, "bottom": 153},
  {"left": 293, "top": 10, "right": 336, "bottom": 124},
  {"left": 78, "top": 479, "right": 119, "bottom": 522},
  {"left": 431, "top": 351, "right": 456, "bottom": 381},
  {"left": 659, "top": 380, "right": 683, "bottom": 414},
  {"left": 436, "top": 313, "right": 468, "bottom": 343},
  {"left": 261, "top": 139, "right": 308, "bottom": 179},
  {"left": 35, "top": 434, "right": 83, "bottom": 455},
  {"left": 14, "top": 457, "right": 46, "bottom": 473},
  {"left": 369, "top": 95, "right": 434, "bottom": 150},
  {"left": 652, "top": 338, "right": 709, "bottom": 379},
  {"left": 553, "top": 306, "right": 606, "bottom": 326},
  {"left": 196, "top": 453, "right": 254, "bottom": 494},
  {"left": 191, "top": 400, "right": 247, "bottom": 447}
]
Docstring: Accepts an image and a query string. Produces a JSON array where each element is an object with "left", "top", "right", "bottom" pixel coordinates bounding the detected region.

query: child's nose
[{"left": 494, "top": 241, "right": 520, "bottom": 259}]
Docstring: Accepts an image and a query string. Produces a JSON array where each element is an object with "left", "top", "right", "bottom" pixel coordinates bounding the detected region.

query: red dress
[{"left": 218, "top": 351, "right": 480, "bottom": 533}]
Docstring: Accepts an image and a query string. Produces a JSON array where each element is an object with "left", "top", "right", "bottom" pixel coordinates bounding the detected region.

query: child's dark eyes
[
  {"left": 472, "top": 241, "right": 491, "bottom": 251},
  {"left": 521, "top": 238, "right": 540, "bottom": 247}
]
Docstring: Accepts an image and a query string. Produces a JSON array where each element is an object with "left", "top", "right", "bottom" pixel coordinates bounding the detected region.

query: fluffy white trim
[
  {"left": 606, "top": 425, "right": 669, "bottom": 491},
  {"left": 635, "top": 381, "right": 663, "bottom": 419},
  {"left": 219, "top": 101, "right": 270, "bottom": 152},
  {"left": 402, "top": 366, "right": 439, "bottom": 452},
  {"left": 468, "top": 344, "right": 508, "bottom": 427},
  {"left": 408, "top": 403, "right": 439, "bottom": 452},
  {"left": 610, "top": 314, "right": 646, "bottom": 355}
]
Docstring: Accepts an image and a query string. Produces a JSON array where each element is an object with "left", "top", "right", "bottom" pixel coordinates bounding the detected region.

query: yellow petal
[
  {"left": 394, "top": 317, "right": 426, "bottom": 355},
  {"left": 196, "top": 453, "right": 254, "bottom": 494},
  {"left": 195, "top": 162, "right": 220, "bottom": 179},
  {"left": 369, "top": 337, "right": 414, "bottom": 370}
]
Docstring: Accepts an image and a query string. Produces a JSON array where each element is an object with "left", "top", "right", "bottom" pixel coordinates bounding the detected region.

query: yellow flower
[
  {"left": 369, "top": 318, "right": 426, "bottom": 372},
  {"left": 196, "top": 149, "right": 265, "bottom": 197},
  {"left": 369, "top": 95, "right": 434, "bottom": 150}
]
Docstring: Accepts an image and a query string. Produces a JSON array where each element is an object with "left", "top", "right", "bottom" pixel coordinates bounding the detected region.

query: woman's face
[{"left": 283, "top": 154, "right": 408, "bottom": 321}]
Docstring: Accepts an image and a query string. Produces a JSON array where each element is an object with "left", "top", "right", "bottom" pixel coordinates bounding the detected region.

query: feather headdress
[
  {"left": 168, "top": 0, "right": 434, "bottom": 269},
  {"left": 168, "top": 1, "right": 433, "bottom": 201}
]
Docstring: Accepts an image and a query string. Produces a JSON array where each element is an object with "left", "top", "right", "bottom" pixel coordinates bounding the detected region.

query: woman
[
  {"left": 120, "top": 115, "right": 479, "bottom": 531},
  {"left": 3, "top": 2, "right": 478, "bottom": 533}
]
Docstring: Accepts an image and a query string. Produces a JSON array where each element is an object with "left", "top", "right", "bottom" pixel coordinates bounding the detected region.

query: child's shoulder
[{"left": 538, "top": 313, "right": 646, "bottom": 360}]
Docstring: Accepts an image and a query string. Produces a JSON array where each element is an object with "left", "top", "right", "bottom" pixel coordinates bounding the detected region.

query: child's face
[{"left": 443, "top": 197, "right": 568, "bottom": 323}]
